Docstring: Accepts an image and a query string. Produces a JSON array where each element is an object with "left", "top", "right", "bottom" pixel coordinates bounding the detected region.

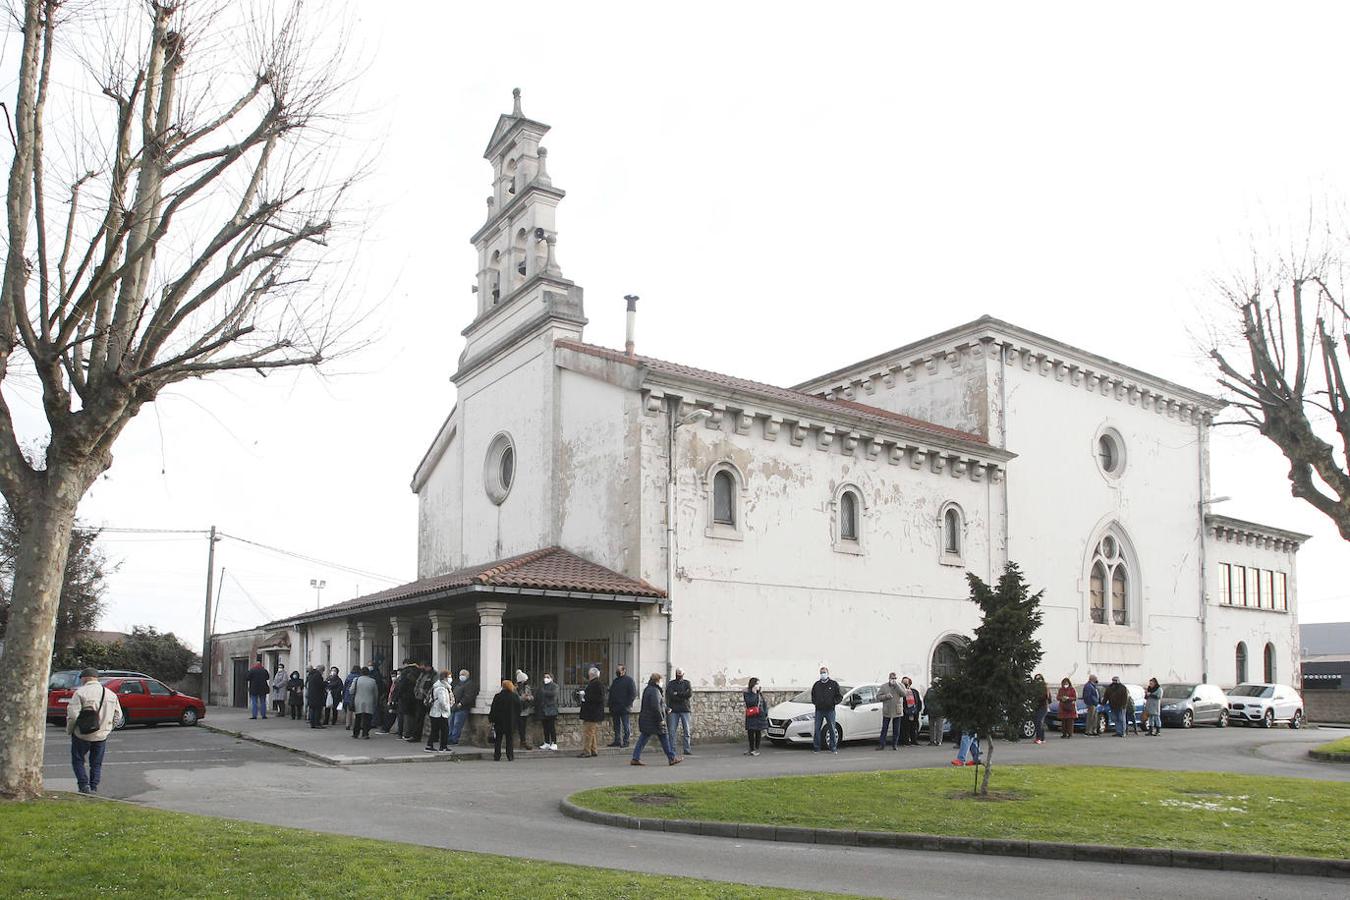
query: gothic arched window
[{"left": 1088, "top": 532, "right": 1130, "bottom": 626}]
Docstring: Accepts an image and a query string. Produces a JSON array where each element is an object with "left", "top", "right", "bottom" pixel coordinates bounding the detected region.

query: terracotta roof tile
[
  {"left": 265, "top": 548, "right": 663, "bottom": 627},
  {"left": 556, "top": 339, "right": 987, "bottom": 446}
]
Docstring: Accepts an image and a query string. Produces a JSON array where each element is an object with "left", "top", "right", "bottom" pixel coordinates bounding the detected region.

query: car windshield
[
  {"left": 1161, "top": 684, "right": 1194, "bottom": 699},
  {"left": 47, "top": 672, "right": 78, "bottom": 691},
  {"left": 1229, "top": 684, "right": 1274, "bottom": 698},
  {"left": 789, "top": 685, "right": 854, "bottom": 704}
]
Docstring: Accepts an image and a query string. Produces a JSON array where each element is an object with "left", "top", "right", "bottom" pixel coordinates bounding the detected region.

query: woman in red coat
[{"left": 1056, "top": 678, "right": 1078, "bottom": 739}]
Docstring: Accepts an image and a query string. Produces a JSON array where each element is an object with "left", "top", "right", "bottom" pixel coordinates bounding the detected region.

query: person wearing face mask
[
  {"left": 899, "top": 676, "right": 924, "bottom": 746},
  {"left": 448, "top": 668, "right": 477, "bottom": 745},
  {"left": 514, "top": 670, "right": 534, "bottom": 750},
  {"left": 876, "top": 673, "right": 903, "bottom": 750},
  {"left": 666, "top": 667, "right": 694, "bottom": 757},
  {"left": 810, "top": 666, "right": 843, "bottom": 754},
  {"left": 537, "top": 672, "right": 560, "bottom": 750}
]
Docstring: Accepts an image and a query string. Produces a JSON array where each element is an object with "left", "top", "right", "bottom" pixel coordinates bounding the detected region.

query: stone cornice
[
  {"left": 1205, "top": 514, "right": 1311, "bottom": 552},
  {"left": 794, "top": 316, "right": 1225, "bottom": 422}
]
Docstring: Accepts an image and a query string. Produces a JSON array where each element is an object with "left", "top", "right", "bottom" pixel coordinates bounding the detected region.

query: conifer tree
[{"left": 938, "top": 562, "right": 1044, "bottom": 795}]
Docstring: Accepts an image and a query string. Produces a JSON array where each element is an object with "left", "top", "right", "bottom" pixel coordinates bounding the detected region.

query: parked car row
[
  {"left": 766, "top": 680, "right": 1305, "bottom": 748},
  {"left": 47, "top": 669, "right": 207, "bottom": 729}
]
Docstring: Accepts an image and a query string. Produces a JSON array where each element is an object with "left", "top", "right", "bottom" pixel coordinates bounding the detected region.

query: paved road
[{"left": 42, "top": 721, "right": 1350, "bottom": 899}]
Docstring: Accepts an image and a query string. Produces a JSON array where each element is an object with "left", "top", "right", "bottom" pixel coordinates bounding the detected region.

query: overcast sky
[{"left": 4, "top": 2, "right": 1347, "bottom": 649}]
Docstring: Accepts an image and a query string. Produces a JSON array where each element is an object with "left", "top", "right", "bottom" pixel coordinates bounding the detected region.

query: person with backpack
[{"left": 66, "top": 668, "right": 123, "bottom": 794}]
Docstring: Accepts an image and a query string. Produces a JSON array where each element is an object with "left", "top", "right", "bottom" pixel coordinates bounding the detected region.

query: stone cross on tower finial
[{"left": 511, "top": 87, "right": 522, "bottom": 117}]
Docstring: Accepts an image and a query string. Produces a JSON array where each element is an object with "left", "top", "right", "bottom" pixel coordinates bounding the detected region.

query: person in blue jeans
[
  {"left": 810, "top": 666, "right": 843, "bottom": 753},
  {"left": 951, "top": 730, "right": 982, "bottom": 766},
  {"left": 1103, "top": 676, "right": 1131, "bottom": 737},
  {"left": 245, "top": 659, "right": 271, "bottom": 719},
  {"left": 66, "top": 668, "right": 122, "bottom": 794},
  {"left": 448, "top": 669, "right": 477, "bottom": 744}
]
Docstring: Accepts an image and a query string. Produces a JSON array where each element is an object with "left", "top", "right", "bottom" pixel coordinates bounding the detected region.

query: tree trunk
[
  {"left": 0, "top": 468, "right": 85, "bottom": 800},
  {"left": 980, "top": 735, "right": 994, "bottom": 796}
]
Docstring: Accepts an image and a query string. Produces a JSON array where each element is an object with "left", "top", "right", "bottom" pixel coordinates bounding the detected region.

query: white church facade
[{"left": 216, "top": 93, "right": 1306, "bottom": 739}]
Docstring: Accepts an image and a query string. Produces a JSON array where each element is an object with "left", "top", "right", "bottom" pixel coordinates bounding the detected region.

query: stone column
[
  {"left": 356, "top": 621, "right": 375, "bottom": 668},
  {"left": 476, "top": 601, "right": 508, "bottom": 712},
  {"left": 390, "top": 616, "right": 412, "bottom": 668},
  {"left": 345, "top": 625, "right": 359, "bottom": 670},
  {"left": 428, "top": 611, "right": 452, "bottom": 673},
  {"left": 626, "top": 611, "right": 642, "bottom": 681}
]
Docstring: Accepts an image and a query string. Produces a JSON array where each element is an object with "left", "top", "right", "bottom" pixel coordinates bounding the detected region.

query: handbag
[
  {"left": 488, "top": 724, "right": 498, "bottom": 743},
  {"left": 745, "top": 704, "right": 762, "bottom": 718}
]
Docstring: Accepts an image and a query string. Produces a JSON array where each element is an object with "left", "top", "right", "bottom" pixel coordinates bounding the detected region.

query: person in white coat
[
  {"left": 424, "top": 669, "right": 454, "bottom": 752},
  {"left": 66, "top": 667, "right": 122, "bottom": 794}
]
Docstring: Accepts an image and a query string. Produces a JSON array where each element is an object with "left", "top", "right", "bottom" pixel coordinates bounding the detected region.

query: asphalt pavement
[{"left": 41, "top": 719, "right": 1350, "bottom": 899}]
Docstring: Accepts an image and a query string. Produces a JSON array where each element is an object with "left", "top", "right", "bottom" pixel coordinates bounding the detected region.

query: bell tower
[{"left": 456, "top": 88, "right": 585, "bottom": 381}]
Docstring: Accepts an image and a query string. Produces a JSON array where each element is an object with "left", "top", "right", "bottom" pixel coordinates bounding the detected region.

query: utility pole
[{"left": 200, "top": 526, "right": 219, "bottom": 705}]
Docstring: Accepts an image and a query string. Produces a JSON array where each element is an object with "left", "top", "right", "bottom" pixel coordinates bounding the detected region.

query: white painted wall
[{"left": 1205, "top": 534, "right": 1300, "bottom": 688}]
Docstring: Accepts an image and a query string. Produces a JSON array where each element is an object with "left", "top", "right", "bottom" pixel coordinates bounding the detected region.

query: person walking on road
[
  {"left": 667, "top": 667, "right": 694, "bottom": 756},
  {"left": 270, "top": 665, "right": 287, "bottom": 716},
  {"left": 630, "top": 673, "right": 681, "bottom": 766},
  {"left": 1104, "top": 676, "right": 1131, "bottom": 737},
  {"left": 537, "top": 673, "right": 560, "bottom": 751},
  {"left": 246, "top": 658, "right": 271, "bottom": 719},
  {"left": 514, "top": 670, "right": 534, "bottom": 751},
  {"left": 424, "top": 669, "right": 453, "bottom": 752},
  {"left": 1031, "top": 674, "right": 1050, "bottom": 744},
  {"left": 1081, "top": 674, "right": 1101, "bottom": 736},
  {"left": 286, "top": 671, "right": 304, "bottom": 720},
  {"left": 448, "top": 668, "right": 477, "bottom": 745},
  {"left": 489, "top": 679, "right": 522, "bottom": 761},
  {"left": 305, "top": 666, "right": 327, "bottom": 729},
  {"left": 900, "top": 676, "right": 923, "bottom": 746},
  {"left": 811, "top": 666, "right": 843, "bottom": 754},
  {"left": 924, "top": 679, "right": 945, "bottom": 746},
  {"left": 743, "top": 676, "right": 768, "bottom": 756},
  {"left": 1056, "top": 677, "right": 1077, "bottom": 738},
  {"left": 1144, "top": 677, "right": 1163, "bottom": 736},
  {"left": 351, "top": 666, "right": 379, "bottom": 739},
  {"left": 607, "top": 665, "right": 637, "bottom": 748},
  {"left": 66, "top": 667, "right": 122, "bottom": 794},
  {"left": 577, "top": 667, "right": 605, "bottom": 758},
  {"left": 876, "top": 673, "right": 903, "bottom": 750}
]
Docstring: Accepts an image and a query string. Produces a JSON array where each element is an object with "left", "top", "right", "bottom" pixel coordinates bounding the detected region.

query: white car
[
  {"left": 1226, "top": 682, "right": 1305, "bottom": 728},
  {"left": 766, "top": 683, "right": 886, "bottom": 746}
]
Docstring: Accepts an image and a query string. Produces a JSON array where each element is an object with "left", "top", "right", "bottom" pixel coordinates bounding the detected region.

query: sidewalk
[{"left": 201, "top": 707, "right": 646, "bottom": 766}]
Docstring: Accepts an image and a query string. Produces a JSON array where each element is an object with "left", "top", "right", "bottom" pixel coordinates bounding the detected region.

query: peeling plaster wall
[
  {"left": 1204, "top": 536, "right": 1300, "bottom": 688},
  {"left": 1000, "top": 363, "right": 1206, "bottom": 685},
  {"left": 417, "top": 417, "right": 463, "bottom": 578},
  {"left": 653, "top": 413, "right": 998, "bottom": 691},
  {"left": 822, "top": 351, "right": 994, "bottom": 441}
]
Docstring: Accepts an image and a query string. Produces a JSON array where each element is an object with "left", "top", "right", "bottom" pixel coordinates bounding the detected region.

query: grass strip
[
  {"left": 1312, "top": 735, "right": 1350, "bottom": 760},
  {"left": 0, "top": 795, "right": 855, "bottom": 899},
  {"left": 571, "top": 765, "right": 1350, "bottom": 859}
]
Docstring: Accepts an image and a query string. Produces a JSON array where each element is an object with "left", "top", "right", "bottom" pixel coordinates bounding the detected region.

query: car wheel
[
  {"left": 1289, "top": 710, "right": 1304, "bottom": 730},
  {"left": 179, "top": 708, "right": 199, "bottom": 727},
  {"left": 1019, "top": 719, "right": 1035, "bottom": 740},
  {"left": 1216, "top": 711, "right": 1228, "bottom": 728},
  {"left": 834, "top": 723, "right": 844, "bottom": 748},
  {"left": 114, "top": 714, "right": 128, "bottom": 730},
  {"left": 1262, "top": 709, "right": 1274, "bottom": 728},
  {"left": 1181, "top": 710, "right": 1193, "bottom": 729}
]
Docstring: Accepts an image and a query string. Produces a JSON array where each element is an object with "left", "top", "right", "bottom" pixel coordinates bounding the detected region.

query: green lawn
[
  {"left": 0, "top": 795, "right": 853, "bottom": 899},
  {"left": 1313, "top": 735, "right": 1350, "bottom": 760},
  {"left": 571, "top": 766, "right": 1350, "bottom": 859}
]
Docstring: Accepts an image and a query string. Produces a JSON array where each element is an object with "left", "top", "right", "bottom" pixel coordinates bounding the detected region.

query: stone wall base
[{"left": 1306, "top": 692, "right": 1350, "bottom": 724}]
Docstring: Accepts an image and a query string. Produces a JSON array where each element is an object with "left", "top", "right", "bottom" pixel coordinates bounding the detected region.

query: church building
[{"left": 212, "top": 92, "right": 1306, "bottom": 741}]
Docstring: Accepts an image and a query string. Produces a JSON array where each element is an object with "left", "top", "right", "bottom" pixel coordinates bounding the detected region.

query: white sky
[{"left": 5, "top": 2, "right": 1349, "bottom": 648}]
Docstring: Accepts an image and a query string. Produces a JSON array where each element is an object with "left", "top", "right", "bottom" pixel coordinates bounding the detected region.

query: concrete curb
[
  {"left": 558, "top": 798, "right": 1350, "bottom": 879},
  {"left": 1307, "top": 749, "right": 1350, "bottom": 763},
  {"left": 201, "top": 723, "right": 485, "bottom": 765}
]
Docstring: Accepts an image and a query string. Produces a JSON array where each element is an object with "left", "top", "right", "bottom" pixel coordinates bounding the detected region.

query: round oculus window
[
  {"left": 484, "top": 433, "right": 515, "bottom": 505},
  {"left": 1095, "top": 428, "right": 1125, "bottom": 478}
]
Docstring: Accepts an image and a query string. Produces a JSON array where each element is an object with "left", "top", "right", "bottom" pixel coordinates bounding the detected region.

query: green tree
[
  {"left": 53, "top": 626, "right": 196, "bottom": 683},
  {"left": 0, "top": 507, "right": 113, "bottom": 652},
  {"left": 938, "top": 562, "right": 1045, "bottom": 795}
]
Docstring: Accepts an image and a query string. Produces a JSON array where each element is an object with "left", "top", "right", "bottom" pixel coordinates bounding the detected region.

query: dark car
[
  {"left": 1047, "top": 683, "right": 1145, "bottom": 732},
  {"left": 47, "top": 669, "right": 151, "bottom": 723},
  {"left": 1158, "top": 683, "right": 1229, "bottom": 728}
]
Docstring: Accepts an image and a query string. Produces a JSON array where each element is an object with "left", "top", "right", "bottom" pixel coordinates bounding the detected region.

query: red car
[
  {"left": 47, "top": 669, "right": 149, "bottom": 723},
  {"left": 47, "top": 670, "right": 206, "bottom": 728}
]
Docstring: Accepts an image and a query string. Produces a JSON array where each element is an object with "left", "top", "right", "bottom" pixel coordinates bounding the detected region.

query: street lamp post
[{"left": 310, "top": 578, "right": 326, "bottom": 610}]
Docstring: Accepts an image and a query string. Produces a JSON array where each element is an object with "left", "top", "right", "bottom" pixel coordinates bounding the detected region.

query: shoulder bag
[{"left": 76, "top": 687, "right": 105, "bottom": 736}]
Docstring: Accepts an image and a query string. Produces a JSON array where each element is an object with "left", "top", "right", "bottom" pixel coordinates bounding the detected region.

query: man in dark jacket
[
  {"left": 899, "top": 676, "right": 924, "bottom": 746},
  {"left": 811, "top": 666, "right": 843, "bottom": 753},
  {"left": 305, "top": 666, "right": 327, "bottom": 729},
  {"left": 1103, "top": 676, "right": 1131, "bottom": 737},
  {"left": 1081, "top": 674, "right": 1101, "bottom": 735},
  {"left": 577, "top": 667, "right": 605, "bottom": 757},
  {"left": 607, "top": 665, "right": 638, "bottom": 747},
  {"left": 448, "top": 668, "right": 477, "bottom": 745},
  {"left": 630, "top": 673, "right": 681, "bottom": 766},
  {"left": 245, "top": 658, "right": 271, "bottom": 719},
  {"left": 405, "top": 663, "right": 434, "bottom": 743},
  {"left": 923, "top": 679, "right": 945, "bottom": 746},
  {"left": 666, "top": 667, "right": 693, "bottom": 756}
]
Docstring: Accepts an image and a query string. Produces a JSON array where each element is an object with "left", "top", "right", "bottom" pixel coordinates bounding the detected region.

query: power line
[
  {"left": 217, "top": 531, "right": 402, "bottom": 583},
  {"left": 224, "top": 569, "right": 275, "bottom": 622}
]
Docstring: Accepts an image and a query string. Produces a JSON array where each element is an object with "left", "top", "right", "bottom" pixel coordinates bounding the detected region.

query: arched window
[
  {"left": 938, "top": 502, "right": 964, "bottom": 564},
  {"left": 489, "top": 250, "right": 501, "bottom": 303},
  {"left": 840, "top": 490, "right": 858, "bottom": 541},
  {"left": 513, "top": 228, "right": 529, "bottom": 280},
  {"left": 932, "top": 639, "right": 963, "bottom": 680},
  {"left": 1088, "top": 531, "right": 1131, "bottom": 626},
  {"left": 505, "top": 158, "right": 517, "bottom": 195},
  {"left": 1236, "top": 642, "right": 1248, "bottom": 683},
  {"left": 713, "top": 470, "right": 735, "bottom": 526},
  {"left": 1263, "top": 642, "right": 1276, "bottom": 683}
]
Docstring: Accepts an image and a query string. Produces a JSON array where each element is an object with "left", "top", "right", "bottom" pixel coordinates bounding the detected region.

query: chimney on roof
[{"left": 624, "top": 294, "right": 639, "bottom": 356}]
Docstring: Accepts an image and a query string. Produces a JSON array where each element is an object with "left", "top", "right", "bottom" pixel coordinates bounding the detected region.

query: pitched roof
[
  {"left": 264, "top": 548, "right": 664, "bottom": 628},
  {"left": 556, "top": 339, "right": 989, "bottom": 447}
]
